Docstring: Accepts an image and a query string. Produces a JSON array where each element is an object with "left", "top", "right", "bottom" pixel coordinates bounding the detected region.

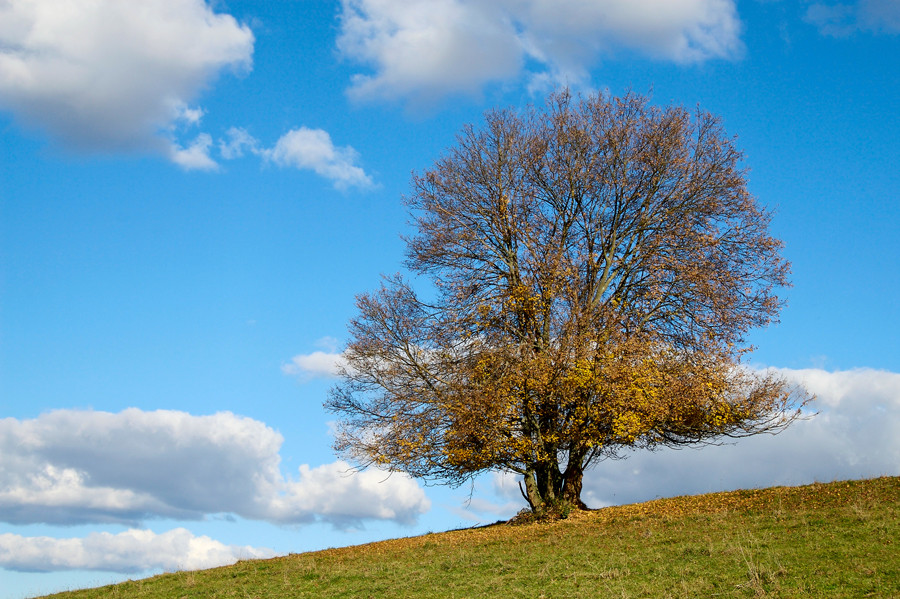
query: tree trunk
[
  {"left": 535, "top": 462, "right": 558, "bottom": 504},
  {"left": 521, "top": 469, "right": 542, "bottom": 510},
  {"left": 521, "top": 457, "right": 587, "bottom": 513},
  {"left": 560, "top": 461, "right": 587, "bottom": 509},
  {"left": 521, "top": 463, "right": 557, "bottom": 512}
]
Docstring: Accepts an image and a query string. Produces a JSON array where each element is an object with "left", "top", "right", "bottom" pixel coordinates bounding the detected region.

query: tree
[{"left": 327, "top": 91, "right": 809, "bottom": 513}]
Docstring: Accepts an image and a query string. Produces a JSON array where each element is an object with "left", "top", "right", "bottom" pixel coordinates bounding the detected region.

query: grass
[{"left": 40, "top": 476, "right": 899, "bottom": 598}]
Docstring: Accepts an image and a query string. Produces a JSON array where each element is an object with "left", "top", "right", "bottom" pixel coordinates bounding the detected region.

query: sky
[{"left": 0, "top": 0, "right": 898, "bottom": 596}]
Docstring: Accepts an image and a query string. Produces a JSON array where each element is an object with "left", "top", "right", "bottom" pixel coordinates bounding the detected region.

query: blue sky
[{"left": 1, "top": 0, "right": 898, "bottom": 596}]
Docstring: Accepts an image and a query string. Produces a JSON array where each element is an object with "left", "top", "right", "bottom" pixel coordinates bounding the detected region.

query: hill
[{"left": 41, "top": 476, "right": 899, "bottom": 598}]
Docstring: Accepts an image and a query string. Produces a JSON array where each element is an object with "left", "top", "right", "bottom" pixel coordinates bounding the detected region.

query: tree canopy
[{"left": 327, "top": 91, "right": 809, "bottom": 512}]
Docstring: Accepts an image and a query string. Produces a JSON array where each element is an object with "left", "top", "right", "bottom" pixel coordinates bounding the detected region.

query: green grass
[{"left": 41, "top": 477, "right": 899, "bottom": 598}]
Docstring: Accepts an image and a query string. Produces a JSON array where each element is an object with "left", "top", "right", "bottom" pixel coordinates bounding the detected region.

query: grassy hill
[{"left": 42, "top": 476, "right": 898, "bottom": 598}]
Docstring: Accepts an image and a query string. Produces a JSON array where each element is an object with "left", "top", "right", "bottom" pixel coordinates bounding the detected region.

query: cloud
[
  {"left": 287, "top": 362, "right": 896, "bottom": 516},
  {"left": 806, "top": 0, "right": 900, "bottom": 36},
  {"left": 218, "top": 127, "right": 260, "bottom": 160},
  {"left": 169, "top": 133, "right": 219, "bottom": 171},
  {"left": 282, "top": 351, "right": 347, "bottom": 379},
  {"left": 338, "top": 0, "right": 522, "bottom": 105},
  {"left": 0, "top": 409, "right": 429, "bottom": 527},
  {"left": 479, "top": 368, "right": 900, "bottom": 511},
  {"left": 571, "top": 367, "right": 900, "bottom": 507},
  {"left": 209, "top": 127, "right": 376, "bottom": 187},
  {"left": 265, "top": 462, "right": 431, "bottom": 526},
  {"left": 264, "top": 127, "right": 374, "bottom": 190},
  {"left": 0, "top": 528, "right": 276, "bottom": 574},
  {"left": 862, "top": 0, "right": 900, "bottom": 31},
  {"left": 0, "top": 0, "right": 253, "bottom": 152},
  {"left": 337, "top": 0, "right": 743, "bottom": 105},
  {"left": 516, "top": 0, "right": 743, "bottom": 87}
]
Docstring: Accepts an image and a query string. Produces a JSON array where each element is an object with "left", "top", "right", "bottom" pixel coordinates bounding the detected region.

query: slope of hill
[{"left": 42, "top": 476, "right": 899, "bottom": 598}]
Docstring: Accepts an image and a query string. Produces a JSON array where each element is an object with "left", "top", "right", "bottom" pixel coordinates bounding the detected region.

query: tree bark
[
  {"left": 534, "top": 462, "right": 558, "bottom": 504},
  {"left": 522, "top": 469, "right": 542, "bottom": 510},
  {"left": 522, "top": 459, "right": 590, "bottom": 512},
  {"left": 560, "top": 462, "right": 588, "bottom": 509}
]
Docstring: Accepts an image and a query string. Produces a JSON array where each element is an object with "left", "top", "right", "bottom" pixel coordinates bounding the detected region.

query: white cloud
[
  {"left": 169, "top": 133, "right": 219, "bottom": 171},
  {"left": 0, "top": 528, "right": 276, "bottom": 574},
  {"left": 337, "top": 0, "right": 743, "bottom": 105},
  {"left": 477, "top": 368, "right": 900, "bottom": 511},
  {"left": 264, "top": 127, "right": 374, "bottom": 190},
  {"left": 0, "top": 0, "right": 253, "bottom": 153},
  {"left": 573, "top": 367, "right": 900, "bottom": 507},
  {"left": 266, "top": 462, "right": 431, "bottom": 526},
  {"left": 338, "top": 0, "right": 522, "bottom": 105},
  {"left": 515, "top": 0, "right": 742, "bottom": 85},
  {"left": 282, "top": 351, "right": 347, "bottom": 379},
  {"left": 0, "top": 409, "right": 429, "bottom": 527},
  {"left": 215, "top": 127, "right": 375, "bottom": 188},
  {"left": 806, "top": 0, "right": 900, "bottom": 36}
]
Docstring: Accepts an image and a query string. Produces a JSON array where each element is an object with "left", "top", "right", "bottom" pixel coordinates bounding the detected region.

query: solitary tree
[{"left": 327, "top": 91, "right": 808, "bottom": 513}]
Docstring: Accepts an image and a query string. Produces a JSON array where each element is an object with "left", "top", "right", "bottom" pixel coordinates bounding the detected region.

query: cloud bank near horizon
[
  {"left": 567, "top": 367, "right": 898, "bottom": 509},
  {"left": 0, "top": 528, "right": 276, "bottom": 574},
  {"left": 285, "top": 353, "right": 900, "bottom": 515},
  {"left": 0, "top": 409, "right": 429, "bottom": 528},
  {"left": 2, "top": 368, "right": 895, "bottom": 574}
]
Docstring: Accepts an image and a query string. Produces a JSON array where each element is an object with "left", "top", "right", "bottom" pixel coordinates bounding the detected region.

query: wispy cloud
[
  {"left": 0, "top": 409, "right": 429, "bottom": 528},
  {"left": 0, "top": 529, "right": 275, "bottom": 574},
  {"left": 218, "top": 127, "right": 260, "bottom": 160},
  {"left": 806, "top": 0, "right": 900, "bottom": 36},
  {"left": 337, "top": 0, "right": 743, "bottom": 106}
]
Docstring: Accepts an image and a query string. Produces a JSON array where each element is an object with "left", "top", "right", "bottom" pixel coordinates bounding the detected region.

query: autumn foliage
[{"left": 327, "top": 91, "right": 809, "bottom": 512}]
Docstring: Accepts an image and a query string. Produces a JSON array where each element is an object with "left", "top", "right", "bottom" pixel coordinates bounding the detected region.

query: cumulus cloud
[
  {"left": 338, "top": 0, "right": 522, "bottom": 104},
  {"left": 208, "top": 127, "right": 375, "bottom": 187},
  {"left": 264, "top": 127, "right": 374, "bottom": 190},
  {"left": 0, "top": 0, "right": 253, "bottom": 153},
  {"left": 0, "top": 528, "right": 275, "bottom": 574},
  {"left": 0, "top": 409, "right": 429, "bottom": 527},
  {"left": 517, "top": 0, "right": 743, "bottom": 89},
  {"left": 282, "top": 351, "right": 347, "bottom": 379},
  {"left": 337, "top": 0, "right": 743, "bottom": 105},
  {"left": 265, "top": 462, "right": 430, "bottom": 526},
  {"left": 806, "top": 0, "right": 900, "bottom": 36}
]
